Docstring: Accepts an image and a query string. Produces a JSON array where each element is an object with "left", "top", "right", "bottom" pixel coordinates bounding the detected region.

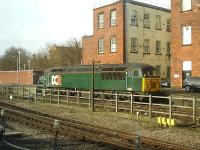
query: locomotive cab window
[{"left": 133, "top": 70, "right": 139, "bottom": 77}]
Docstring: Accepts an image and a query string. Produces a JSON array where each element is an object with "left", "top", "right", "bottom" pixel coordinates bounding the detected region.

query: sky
[{"left": 0, "top": 0, "right": 170, "bottom": 56}]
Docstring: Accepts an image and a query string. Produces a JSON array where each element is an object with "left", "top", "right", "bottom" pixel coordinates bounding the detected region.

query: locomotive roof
[{"left": 46, "top": 63, "right": 156, "bottom": 73}]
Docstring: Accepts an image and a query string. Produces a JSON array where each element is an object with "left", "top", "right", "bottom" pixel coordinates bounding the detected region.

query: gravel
[{"left": 2, "top": 98, "right": 200, "bottom": 149}]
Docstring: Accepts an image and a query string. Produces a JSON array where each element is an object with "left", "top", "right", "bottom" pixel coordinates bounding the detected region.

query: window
[
  {"left": 166, "top": 19, "right": 171, "bottom": 32},
  {"left": 155, "top": 15, "right": 161, "bottom": 30},
  {"left": 130, "top": 10, "right": 138, "bottom": 26},
  {"left": 110, "top": 36, "right": 117, "bottom": 53},
  {"left": 98, "top": 13, "right": 104, "bottom": 29},
  {"left": 182, "top": 26, "right": 192, "bottom": 45},
  {"left": 143, "top": 39, "right": 150, "bottom": 53},
  {"left": 144, "top": 14, "right": 150, "bottom": 28},
  {"left": 98, "top": 39, "right": 104, "bottom": 54},
  {"left": 183, "top": 61, "right": 192, "bottom": 71},
  {"left": 167, "top": 42, "right": 171, "bottom": 55},
  {"left": 182, "top": 0, "right": 192, "bottom": 11},
  {"left": 131, "top": 38, "right": 138, "bottom": 53},
  {"left": 156, "top": 65, "right": 161, "bottom": 76},
  {"left": 156, "top": 40, "right": 161, "bottom": 54},
  {"left": 102, "top": 72, "right": 125, "bottom": 80},
  {"left": 133, "top": 70, "right": 139, "bottom": 77},
  {"left": 110, "top": 10, "right": 117, "bottom": 26},
  {"left": 167, "top": 66, "right": 170, "bottom": 78}
]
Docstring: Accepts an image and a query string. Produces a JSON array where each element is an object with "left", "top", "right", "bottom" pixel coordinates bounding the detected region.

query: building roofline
[
  {"left": 124, "top": 0, "right": 170, "bottom": 12},
  {"left": 94, "top": 0, "right": 170, "bottom": 12}
]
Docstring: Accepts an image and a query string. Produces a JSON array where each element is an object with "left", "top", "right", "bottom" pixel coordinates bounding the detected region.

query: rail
[{"left": 0, "top": 102, "right": 198, "bottom": 150}]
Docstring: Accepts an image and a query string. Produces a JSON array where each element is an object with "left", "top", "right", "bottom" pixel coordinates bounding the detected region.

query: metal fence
[{"left": 0, "top": 85, "right": 200, "bottom": 124}]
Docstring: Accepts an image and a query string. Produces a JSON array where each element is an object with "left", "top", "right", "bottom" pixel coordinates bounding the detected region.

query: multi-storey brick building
[
  {"left": 171, "top": 0, "right": 200, "bottom": 88},
  {"left": 83, "top": 0, "right": 171, "bottom": 78}
]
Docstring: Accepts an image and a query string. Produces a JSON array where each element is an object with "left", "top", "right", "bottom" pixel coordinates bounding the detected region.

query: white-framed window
[
  {"left": 110, "top": 36, "right": 117, "bottom": 53},
  {"left": 182, "top": 0, "right": 192, "bottom": 11},
  {"left": 110, "top": 10, "right": 116, "bottom": 26},
  {"left": 155, "top": 15, "right": 161, "bottom": 30},
  {"left": 98, "top": 39, "right": 104, "bottom": 54},
  {"left": 182, "top": 26, "right": 192, "bottom": 45},
  {"left": 98, "top": 13, "right": 104, "bottom": 29},
  {"left": 144, "top": 14, "right": 150, "bottom": 28},
  {"left": 143, "top": 39, "right": 150, "bottom": 53},
  {"left": 156, "top": 40, "right": 161, "bottom": 54},
  {"left": 130, "top": 10, "right": 138, "bottom": 26},
  {"left": 131, "top": 38, "right": 138, "bottom": 52},
  {"left": 183, "top": 61, "right": 192, "bottom": 71}
]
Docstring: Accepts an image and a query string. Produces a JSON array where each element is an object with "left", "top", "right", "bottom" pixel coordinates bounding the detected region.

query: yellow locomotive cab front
[{"left": 142, "top": 78, "right": 160, "bottom": 93}]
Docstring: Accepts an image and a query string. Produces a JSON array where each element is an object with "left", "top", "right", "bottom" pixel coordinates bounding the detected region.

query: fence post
[
  {"left": 2, "top": 85, "right": 4, "bottom": 97},
  {"left": 28, "top": 87, "right": 30, "bottom": 101},
  {"left": 149, "top": 95, "right": 152, "bottom": 118},
  {"left": 88, "top": 91, "right": 91, "bottom": 108},
  {"left": 22, "top": 86, "right": 24, "bottom": 99},
  {"left": 58, "top": 89, "right": 60, "bottom": 105},
  {"left": 131, "top": 93, "right": 133, "bottom": 115},
  {"left": 35, "top": 87, "right": 37, "bottom": 103},
  {"left": 17, "top": 86, "right": 19, "bottom": 99},
  {"left": 115, "top": 93, "right": 118, "bottom": 114},
  {"left": 169, "top": 96, "right": 172, "bottom": 127},
  {"left": 50, "top": 88, "right": 52, "bottom": 104},
  {"left": 193, "top": 97, "right": 196, "bottom": 124},
  {"left": 77, "top": 91, "right": 80, "bottom": 106},
  {"left": 67, "top": 89, "right": 69, "bottom": 106},
  {"left": 42, "top": 89, "right": 45, "bottom": 102}
]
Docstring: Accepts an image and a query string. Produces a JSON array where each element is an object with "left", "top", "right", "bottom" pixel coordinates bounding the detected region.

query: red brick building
[
  {"left": 82, "top": 1, "right": 125, "bottom": 65},
  {"left": 171, "top": 0, "right": 200, "bottom": 88}
]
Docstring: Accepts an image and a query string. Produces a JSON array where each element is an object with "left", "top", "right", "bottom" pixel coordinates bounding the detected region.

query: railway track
[{"left": 0, "top": 100, "right": 199, "bottom": 150}]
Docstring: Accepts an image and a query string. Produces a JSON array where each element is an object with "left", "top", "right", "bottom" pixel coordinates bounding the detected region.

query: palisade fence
[{"left": 0, "top": 85, "right": 200, "bottom": 124}]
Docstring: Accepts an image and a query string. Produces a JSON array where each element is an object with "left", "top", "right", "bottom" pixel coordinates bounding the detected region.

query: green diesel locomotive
[{"left": 43, "top": 63, "right": 160, "bottom": 94}]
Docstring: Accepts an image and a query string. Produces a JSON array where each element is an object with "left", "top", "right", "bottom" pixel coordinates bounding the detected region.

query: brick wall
[
  {"left": 82, "top": 1, "right": 125, "bottom": 65},
  {"left": 0, "top": 71, "right": 33, "bottom": 85},
  {"left": 171, "top": 0, "right": 200, "bottom": 88}
]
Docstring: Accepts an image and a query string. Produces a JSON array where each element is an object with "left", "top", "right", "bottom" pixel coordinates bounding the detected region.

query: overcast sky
[{"left": 0, "top": 0, "right": 170, "bottom": 56}]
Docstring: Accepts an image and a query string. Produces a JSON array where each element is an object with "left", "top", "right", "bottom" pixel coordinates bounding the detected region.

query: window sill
[
  {"left": 143, "top": 52, "right": 150, "bottom": 54},
  {"left": 182, "top": 44, "right": 192, "bottom": 46},
  {"left": 98, "top": 52, "right": 104, "bottom": 55},
  {"left": 110, "top": 24, "right": 117, "bottom": 27},
  {"left": 110, "top": 51, "right": 117, "bottom": 53},
  {"left": 130, "top": 24, "right": 138, "bottom": 26},
  {"left": 98, "top": 27, "right": 104, "bottom": 30},
  {"left": 155, "top": 28, "right": 162, "bottom": 30},
  {"left": 130, "top": 51, "right": 138, "bottom": 53},
  {"left": 166, "top": 29, "right": 171, "bottom": 32},
  {"left": 143, "top": 26, "right": 150, "bottom": 29},
  {"left": 155, "top": 53, "right": 162, "bottom": 55},
  {"left": 181, "top": 9, "right": 192, "bottom": 13}
]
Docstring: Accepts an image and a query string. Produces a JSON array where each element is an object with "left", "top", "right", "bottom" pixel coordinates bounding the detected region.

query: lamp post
[
  {"left": 17, "top": 58, "right": 19, "bottom": 84},
  {"left": 91, "top": 60, "right": 95, "bottom": 112},
  {"left": 18, "top": 51, "right": 21, "bottom": 71},
  {"left": 28, "top": 60, "right": 31, "bottom": 70},
  {"left": 91, "top": 60, "right": 101, "bottom": 112}
]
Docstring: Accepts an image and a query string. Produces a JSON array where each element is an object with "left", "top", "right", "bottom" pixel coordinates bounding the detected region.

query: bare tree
[{"left": 0, "top": 47, "right": 30, "bottom": 71}]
